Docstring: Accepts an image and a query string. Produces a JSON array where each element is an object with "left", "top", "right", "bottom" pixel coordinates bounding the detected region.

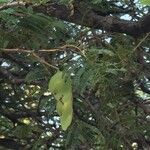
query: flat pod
[
  {"left": 49, "top": 71, "right": 73, "bottom": 130},
  {"left": 49, "top": 71, "right": 65, "bottom": 93}
]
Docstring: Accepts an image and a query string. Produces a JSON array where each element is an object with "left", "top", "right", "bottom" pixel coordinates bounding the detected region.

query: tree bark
[{"left": 33, "top": 1, "right": 150, "bottom": 37}]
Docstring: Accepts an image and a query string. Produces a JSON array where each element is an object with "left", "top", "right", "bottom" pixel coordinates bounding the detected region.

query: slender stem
[
  {"left": 31, "top": 52, "right": 59, "bottom": 70},
  {"left": 1, "top": 49, "right": 32, "bottom": 53},
  {"left": 0, "top": 44, "right": 85, "bottom": 69},
  {"left": 1, "top": 44, "right": 83, "bottom": 53},
  {"left": 133, "top": 32, "right": 150, "bottom": 52}
]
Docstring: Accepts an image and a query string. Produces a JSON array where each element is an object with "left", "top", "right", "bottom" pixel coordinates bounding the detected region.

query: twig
[
  {"left": 1, "top": 49, "right": 33, "bottom": 53},
  {"left": 1, "top": 44, "right": 84, "bottom": 54},
  {"left": 1, "top": 44, "right": 85, "bottom": 69},
  {"left": 31, "top": 52, "right": 59, "bottom": 70},
  {"left": 1, "top": 49, "right": 58, "bottom": 70},
  {"left": 133, "top": 32, "right": 150, "bottom": 52}
]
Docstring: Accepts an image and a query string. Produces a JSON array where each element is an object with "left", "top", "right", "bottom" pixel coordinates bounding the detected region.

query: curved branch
[
  {"left": 1, "top": 1, "right": 150, "bottom": 36},
  {"left": 0, "top": 1, "right": 25, "bottom": 10},
  {"left": 34, "top": 2, "right": 150, "bottom": 37}
]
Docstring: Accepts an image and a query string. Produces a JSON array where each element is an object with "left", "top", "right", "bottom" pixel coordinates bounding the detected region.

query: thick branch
[
  {"left": 0, "top": 1, "right": 25, "bottom": 10},
  {"left": 33, "top": 2, "right": 150, "bottom": 37},
  {"left": 1, "top": 1, "right": 150, "bottom": 36}
]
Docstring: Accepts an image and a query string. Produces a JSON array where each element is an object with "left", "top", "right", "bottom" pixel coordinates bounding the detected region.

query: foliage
[
  {"left": 140, "top": 0, "right": 150, "bottom": 5},
  {"left": 49, "top": 71, "right": 73, "bottom": 131},
  {"left": 0, "top": 0, "right": 150, "bottom": 149}
]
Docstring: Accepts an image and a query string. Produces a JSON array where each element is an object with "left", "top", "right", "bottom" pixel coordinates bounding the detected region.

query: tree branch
[
  {"left": 1, "top": 1, "right": 150, "bottom": 36},
  {"left": 33, "top": 2, "right": 150, "bottom": 37},
  {"left": 0, "top": 1, "right": 25, "bottom": 10}
]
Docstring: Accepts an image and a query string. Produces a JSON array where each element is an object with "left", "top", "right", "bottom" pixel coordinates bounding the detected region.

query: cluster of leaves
[
  {"left": 141, "top": 0, "right": 150, "bottom": 5},
  {"left": 0, "top": 0, "right": 150, "bottom": 149}
]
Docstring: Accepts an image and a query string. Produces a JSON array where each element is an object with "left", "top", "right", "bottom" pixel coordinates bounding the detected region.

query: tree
[{"left": 0, "top": 0, "right": 150, "bottom": 149}]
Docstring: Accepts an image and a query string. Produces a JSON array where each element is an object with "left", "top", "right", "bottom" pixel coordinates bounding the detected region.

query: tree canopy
[{"left": 0, "top": 0, "right": 150, "bottom": 149}]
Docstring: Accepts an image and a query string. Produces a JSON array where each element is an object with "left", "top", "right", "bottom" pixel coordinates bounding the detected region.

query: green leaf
[
  {"left": 13, "top": 125, "right": 32, "bottom": 139},
  {"left": 97, "top": 48, "right": 114, "bottom": 56},
  {"left": 25, "top": 68, "right": 46, "bottom": 83},
  {"left": 91, "top": 0, "right": 102, "bottom": 4},
  {"left": 1, "top": 8, "right": 15, "bottom": 14},
  {"left": 49, "top": 71, "right": 65, "bottom": 93},
  {"left": 39, "top": 96, "right": 56, "bottom": 115},
  {"left": 106, "top": 68, "right": 118, "bottom": 75},
  {"left": 59, "top": 95, "right": 73, "bottom": 130},
  {"left": 140, "top": 0, "right": 150, "bottom": 5},
  {"left": 49, "top": 71, "right": 73, "bottom": 130},
  {"left": 87, "top": 48, "right": 114, "bottom": 61},
  {"left": 0, "top": 0, "right": 11, "bottom": 3}
]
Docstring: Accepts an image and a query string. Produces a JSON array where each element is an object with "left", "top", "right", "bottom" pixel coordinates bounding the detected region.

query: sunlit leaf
[
  {"left": 49, "top": 71, "right": 65, "bottom": 93},
  {"left": 49, "top": 71, "right": 73, "bottom": 130},
  {"left": 0, "top": 0, "right": 11, "bottom": 3},
  {"left": 140, "top": 0, "right": 150, "bottom": 5}
]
